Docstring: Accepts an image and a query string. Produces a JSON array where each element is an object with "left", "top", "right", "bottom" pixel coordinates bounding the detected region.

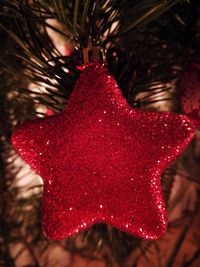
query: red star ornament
[{"left": 12, "top": 64, "right": 194, "bottom": 240}]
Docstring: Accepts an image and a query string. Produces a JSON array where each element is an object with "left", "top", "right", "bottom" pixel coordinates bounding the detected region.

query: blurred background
[{"left": 0, "top": 1, "right": 200, "bottom": 266}]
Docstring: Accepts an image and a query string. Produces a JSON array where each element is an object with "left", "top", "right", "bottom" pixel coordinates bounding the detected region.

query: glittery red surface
[
  {"left": 178, "top": 62, "right": 200, "bottom": 129},
  {"left": 12, "top": 64, "right": 194, "bottom": 240}
]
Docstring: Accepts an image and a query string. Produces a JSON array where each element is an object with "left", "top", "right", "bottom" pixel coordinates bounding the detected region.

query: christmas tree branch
[
  {"left": 165, "top": 216, "right": 194, "bottom": 267},
  {"left": 0, "top": 0, "right": 197, "bottom": 118}
]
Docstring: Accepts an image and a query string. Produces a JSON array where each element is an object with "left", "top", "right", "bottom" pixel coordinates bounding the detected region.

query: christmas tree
[{"left": 0, "top": 1, "right": 200, "bottom": 266}]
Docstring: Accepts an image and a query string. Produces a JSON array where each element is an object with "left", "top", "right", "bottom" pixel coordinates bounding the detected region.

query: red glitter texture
[
  {"left": 12, "top": 64, "right": 194, "bottom": 240},
  {"left": 178, "top": 62, "right": 200, "bottom": 129}
]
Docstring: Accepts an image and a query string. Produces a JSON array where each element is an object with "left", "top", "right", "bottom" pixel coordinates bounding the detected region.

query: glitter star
[{"left": 12, "top": 64, "right": 194, "bottom": 240}]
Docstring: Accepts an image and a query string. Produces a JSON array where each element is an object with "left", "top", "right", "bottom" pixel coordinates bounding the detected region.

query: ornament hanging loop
[{"left": 83, "top": 37, "right": 106, "bottom": 64}]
